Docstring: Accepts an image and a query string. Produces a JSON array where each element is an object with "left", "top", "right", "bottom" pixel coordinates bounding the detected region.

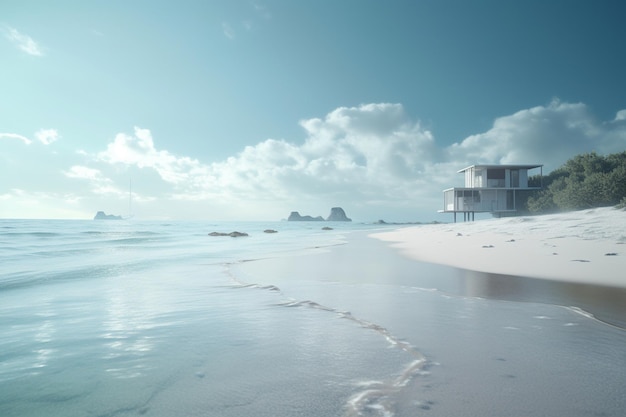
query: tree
[{"left": 526, "top": 151, "right": 626, "bottom": 213}]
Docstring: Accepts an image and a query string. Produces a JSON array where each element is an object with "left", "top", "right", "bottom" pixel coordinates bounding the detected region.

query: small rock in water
[
  {"left": 482, "top": 245, "right": 494, "bottom": 248},
  {"left": 322, "top": 226, "right": 333, "bottom": 230},
  {"left": 208, "top": 231, "right": 249, "bottom": 237},
  {"left": 605, "top": 252, "right": 618, "bottom": 256},
  {"left": 264, "top": 229, "right": 278, "bottom": 233}
]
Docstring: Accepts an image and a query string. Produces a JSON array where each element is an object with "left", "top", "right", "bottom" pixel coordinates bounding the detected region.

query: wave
[
  {"left": 0, "top": 262, "right": 147, "bottom": 291},
  {"left": 0, "top": 231, "right": 62, "bottom": 238},
  {"left": 344, "top": 359, "right": 431, "bottom": 417},
  {"left": 562, "top": 305, "right": 625, "bottom": 330},
  {"left": 566, "top": 306, "right": 596, "bottom": 320},
  {"left": 81, "top": 230, "right": 162, "bottom": 237}
]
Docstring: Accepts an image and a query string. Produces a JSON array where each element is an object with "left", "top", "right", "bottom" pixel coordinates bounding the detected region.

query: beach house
[{"left": 441, "top": 164, "right": 543, "bottom": 222}]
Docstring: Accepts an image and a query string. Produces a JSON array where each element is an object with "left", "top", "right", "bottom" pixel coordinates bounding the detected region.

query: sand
[{"left": 372, "top": 207, "right": 626, "bottom": 288}]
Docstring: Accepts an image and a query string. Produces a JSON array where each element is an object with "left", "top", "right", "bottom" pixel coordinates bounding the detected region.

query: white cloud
[
  {"left": 286, "top": 103, "right": 438, "bottom": 200},
  {"left": 446, "top": 100, "right": 626, "bottom": 173},
  {"left": 35, "top": 128, "right": 59, "bottom": 145},
  {"left": 4, "top": 27, "right": 44, "bottom": 56},
  {"left": 1, "top": 130, "right": 60, "bottom": 146},
  {"left": 0, "top": 132, "right": 32, "bottom": 144},
  {"left": 64, "top": 165, "right": 104, "bottom": 181},
  {"left": 615, "top": 110, "right": 626, "bottom": 121},
  {"left": 98, "top": 127, "right": 202, "bottom": 185},
  {"left": 63, "top": 165, "right": 131, "bottom": 199}
]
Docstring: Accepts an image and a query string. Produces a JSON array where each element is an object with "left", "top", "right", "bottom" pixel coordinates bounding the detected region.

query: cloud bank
[
  {"left": 447, "top": 100, "right": 626, "bottom": 168},
  {"left": 85, "top": 100, "right": 626, "bottom": 220},
  {"left": 3, "top": 100, "right": 625, "bottom": 219}
]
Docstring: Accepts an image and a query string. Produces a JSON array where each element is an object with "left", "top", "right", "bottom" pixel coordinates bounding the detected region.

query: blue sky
[{"left": 2, "top": 0, "right": 626, "bottom": 221}]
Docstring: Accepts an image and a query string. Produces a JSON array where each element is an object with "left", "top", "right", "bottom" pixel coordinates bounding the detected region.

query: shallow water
[{"left": 1, "top": 220, "right": 625, "bottom": 417}]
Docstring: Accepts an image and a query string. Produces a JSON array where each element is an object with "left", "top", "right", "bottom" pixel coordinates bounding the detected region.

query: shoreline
[
  {"left": 233, "top": 227, "right": 626, "bottom": 329},
  {"left": 372, "top": 207, "right": 626, "bottom": 289}
]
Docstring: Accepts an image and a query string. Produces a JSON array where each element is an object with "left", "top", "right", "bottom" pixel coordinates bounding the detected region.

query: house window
[
  {"left": 487, "top": 168, "right": 505, "bottom": 187},
  {"left": 474, "top": 170, "right": 483, "bottom": 187},
  {"left": 487, "top": 169, "right": 505, "bottom": 180},
  {"left": 507, "top": 190, "right": 515, "bottom": 210},
  {"left": 510, "top": 169, "right": 520, "bottom": 188}
]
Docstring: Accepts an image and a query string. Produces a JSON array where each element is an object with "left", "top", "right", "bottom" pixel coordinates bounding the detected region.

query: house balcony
[{"left": 442, "top": 188, "right": 526, "bottom": 213}]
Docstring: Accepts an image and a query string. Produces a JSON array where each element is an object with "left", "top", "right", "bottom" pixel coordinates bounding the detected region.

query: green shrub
[{"left": 526, "top": 151, "right": 626, "bottom": 213}]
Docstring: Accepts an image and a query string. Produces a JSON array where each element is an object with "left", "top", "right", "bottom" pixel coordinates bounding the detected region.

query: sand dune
[{"left": 372, "top": 207, "right": 626, "bottom": 288}]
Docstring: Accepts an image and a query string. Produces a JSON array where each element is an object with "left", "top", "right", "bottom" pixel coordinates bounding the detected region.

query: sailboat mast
[{"left": 128, "top": 178, "right": 132, "bottom": 218}]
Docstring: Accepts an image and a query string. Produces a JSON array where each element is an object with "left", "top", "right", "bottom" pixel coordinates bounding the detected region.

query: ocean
[{"left": 1, "top": 219, "right": 625, "bottom": 417}]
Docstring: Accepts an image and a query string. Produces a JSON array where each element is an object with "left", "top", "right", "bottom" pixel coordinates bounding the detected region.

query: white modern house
[{"left": 441, "top": 164, "right": 543, "bottom": 222}]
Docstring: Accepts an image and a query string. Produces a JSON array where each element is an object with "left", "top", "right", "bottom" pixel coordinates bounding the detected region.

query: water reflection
[
  {"left": 456, "top": 269, "right": 626, "bottom": 329},
  {"left": 32, "top": 319, "right": 55, "bottom": 370},
  {"left": 30, "top": 306, "right": 58, "bottom": 373},
  {"left": 102, "top": 288, "right": 157, "bottom": 378}
]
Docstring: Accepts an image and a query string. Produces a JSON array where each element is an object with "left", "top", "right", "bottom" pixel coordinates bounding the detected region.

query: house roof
[{"left": 457, "top": 164, "right": 543, "bottom": 173}]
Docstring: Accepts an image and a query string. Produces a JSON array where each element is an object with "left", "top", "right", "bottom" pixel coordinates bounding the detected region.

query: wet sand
[{"left": 237, "top": 229, "right": 626, "bottom": 328}]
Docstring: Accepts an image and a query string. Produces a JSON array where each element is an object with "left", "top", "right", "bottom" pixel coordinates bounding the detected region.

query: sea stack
[
  {"left": 287, "top": 208, "right": 352, "bottom": 222},
  {"left": 287, "top": 211, "right": 325, "bottom": 221},
  {"left": 93, "top": 211, "right": 122, "bottom": 220},
  {"left": 326, "top": 207, "right": 351, "bottom": 222}
]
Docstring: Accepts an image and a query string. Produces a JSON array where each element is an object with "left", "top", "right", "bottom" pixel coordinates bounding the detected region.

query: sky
[{"left": 2, "top": 0, "right": 626, "bottom": 221}]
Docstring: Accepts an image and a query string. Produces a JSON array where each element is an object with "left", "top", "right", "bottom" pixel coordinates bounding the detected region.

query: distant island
[
  {"left": 288, "top": 207, "right": 352, "bottom": 222},
  {"left": 93, "top": 211, "right": 123, "bottom": 220},
  {"left": 288, "top": 212, "right": 324, "bottom": 221}
]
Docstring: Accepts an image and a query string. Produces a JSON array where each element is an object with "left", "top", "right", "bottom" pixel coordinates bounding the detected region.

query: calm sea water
[{"left": 1, "top": 219, "right": 625, "bottom": 417}]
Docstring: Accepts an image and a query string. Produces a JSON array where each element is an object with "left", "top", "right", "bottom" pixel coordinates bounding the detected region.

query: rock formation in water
[
  {"left": 287, "top": 211, "right": 324, "bottom": 221},
  {"left": 208, "top": 231, "right": 249, "bottom": 237},
  {"left": 93, "top": 211, "right": 122, "bottom": 220},
  {"left": 287, "top": 208, "right": 352, "bottom": 222},
  {"left": 326, "top": 207, "right": 351, "bottom": 222}
]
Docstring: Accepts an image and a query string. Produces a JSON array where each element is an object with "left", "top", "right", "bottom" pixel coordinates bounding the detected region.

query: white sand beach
[{"left": 373, "top": 207, "right": 626, "bottom": 288}]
